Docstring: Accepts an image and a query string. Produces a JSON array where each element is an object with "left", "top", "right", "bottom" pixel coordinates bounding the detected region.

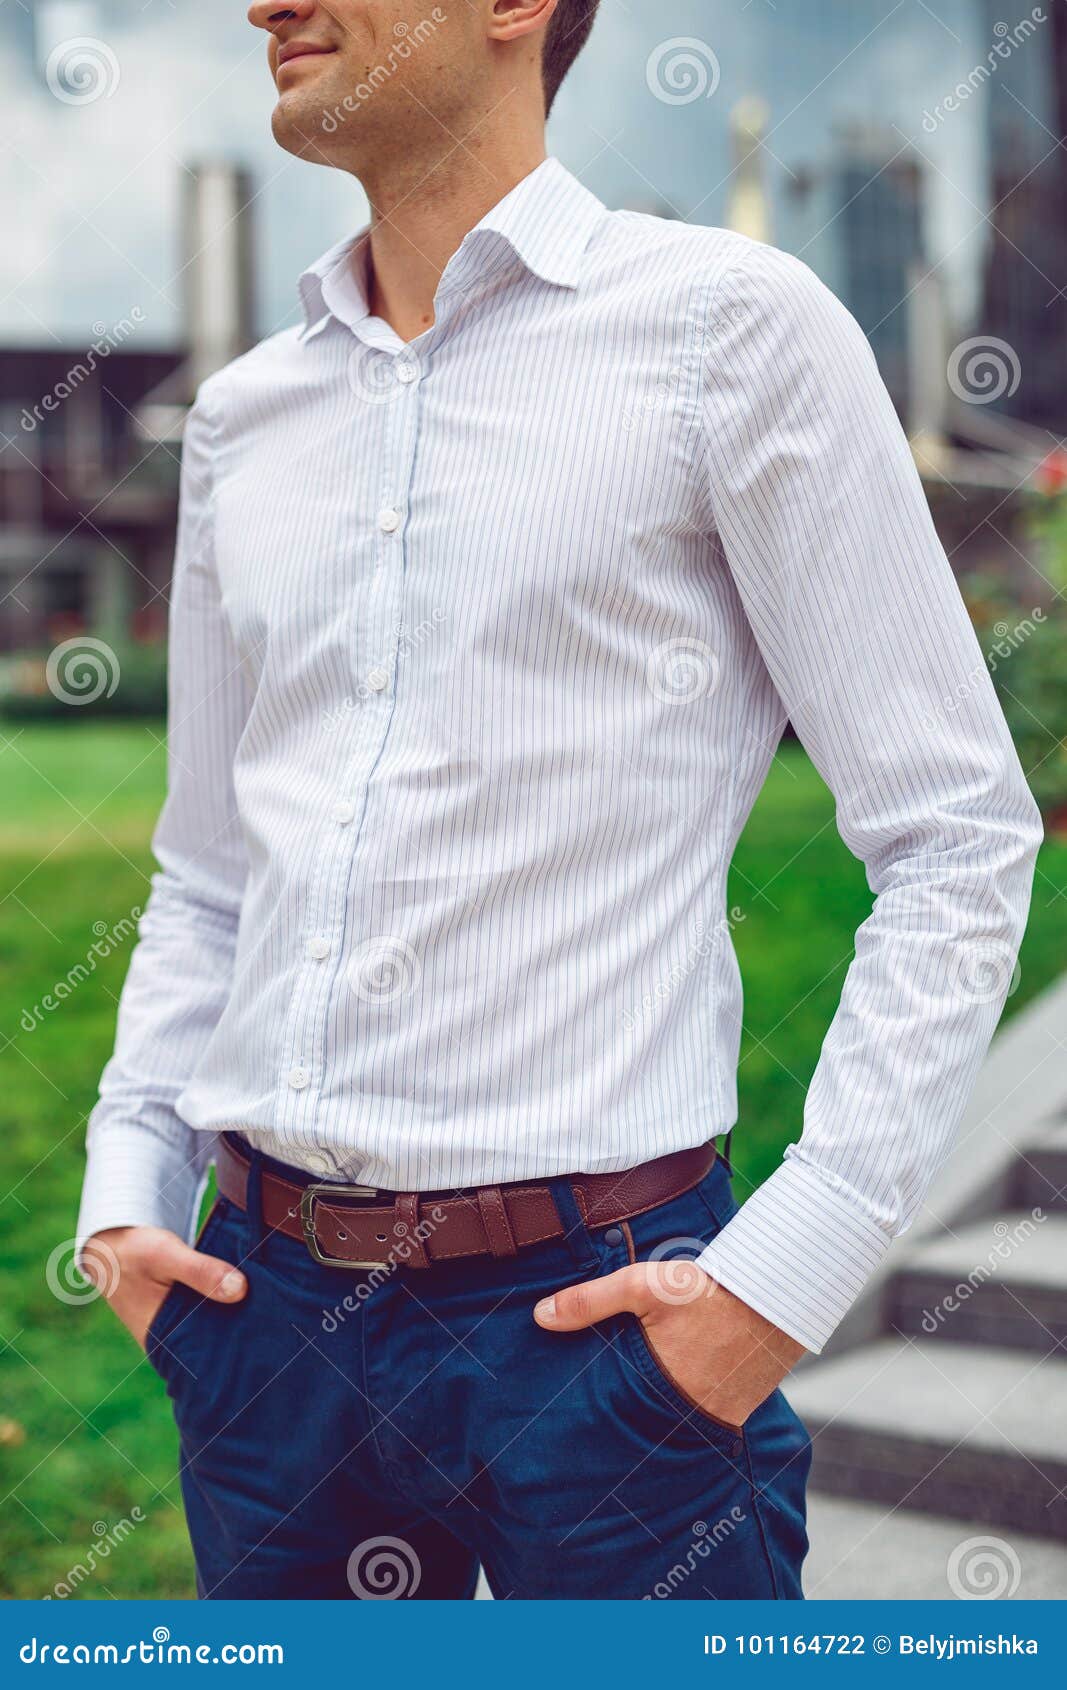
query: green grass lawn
[{"left": 1, "top": 721, "right": 1064, "bottom": 1598}]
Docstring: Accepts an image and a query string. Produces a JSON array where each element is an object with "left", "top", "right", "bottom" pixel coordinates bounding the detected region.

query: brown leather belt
[{"left": 216, "top": 1133, "right": 716, "bottom": 1270}]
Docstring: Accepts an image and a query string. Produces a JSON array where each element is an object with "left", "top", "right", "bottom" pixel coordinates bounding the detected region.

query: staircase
[{"left": 785, "top": 978, "right": 1067, "bottom": 1597}]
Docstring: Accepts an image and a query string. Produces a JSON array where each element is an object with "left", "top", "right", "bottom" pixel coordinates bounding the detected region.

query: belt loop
[
  {"left": 395, "top": 1192, "right": 430, "bottom": 1269},
  {"left": 477, "top": 1186, "right": 518, "bottom": 1258},
  {"left": 242, "top": 1138, "right": 265, "bottom": 1246},
  {"left": 550, "top": 1177, "right": 600, "bottom": 1274},
  {"left": 719, "top": 1130, "right": 734, "bottom": 1180}
]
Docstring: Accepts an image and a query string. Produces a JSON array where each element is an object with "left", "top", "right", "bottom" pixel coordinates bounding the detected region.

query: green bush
[
  {"left": 0, "top": 638, "right": 167, "bottom": 721},
  {"left": 963, "top": 496, "right": 1067, "bottom": 827}
]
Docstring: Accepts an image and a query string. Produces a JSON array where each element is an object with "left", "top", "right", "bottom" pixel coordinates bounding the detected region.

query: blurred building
[
  {"left": 978, "top": 0, "right": 1067, "bottom": 430},
  {"left": 0, "top": 161, "right": 255, "bottom": 654},
  {"left": 4, "top": 0, "right": 1065, "bottom": 660},
  {"left": 0, "top": 347, "right": 181, "bottom": 654},
  {"left": 781, "top": 124, "right": 925, "bottom": 414},
  {"left": 725, "top": 98, "right": 772, "bottom": 246},
  {"left": 16, "top": 0, "right": 105, "bottom": 79}
]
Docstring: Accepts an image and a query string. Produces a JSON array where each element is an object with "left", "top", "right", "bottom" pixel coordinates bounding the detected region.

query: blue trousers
[{"left": 147, "top": 1143, "right": 811, "bottom": 1599}]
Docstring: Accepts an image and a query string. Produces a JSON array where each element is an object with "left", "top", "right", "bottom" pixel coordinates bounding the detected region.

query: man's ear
[{"left": 487, "top": 0, "right": 560, "bottom": 47}]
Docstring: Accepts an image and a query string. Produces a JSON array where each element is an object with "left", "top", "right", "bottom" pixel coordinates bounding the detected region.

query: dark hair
[{"left": 542, "top": 0, "right": 600, "bottom": 115}]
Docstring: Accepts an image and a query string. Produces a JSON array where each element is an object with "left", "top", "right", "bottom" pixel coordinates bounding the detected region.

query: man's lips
[{"left": 276, "top": 42, "right": 337, "bottom": 69}]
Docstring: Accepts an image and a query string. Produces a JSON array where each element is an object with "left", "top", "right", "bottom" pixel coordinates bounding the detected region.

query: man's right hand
[{"left": 82, "top": 1226, "right": 248, "bottom": 1351}]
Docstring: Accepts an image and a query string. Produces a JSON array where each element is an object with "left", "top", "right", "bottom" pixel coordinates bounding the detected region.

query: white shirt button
[
  {"left": 378, "top": 507, "right": 401, "bottom": 534},
  {"left": 287, "top": 1066, "right": 310, "bottom": 1091},
  {"left": 331, "top": 800, "right": 355, "bottom": 825},
  {"left": 366, "top": 666, "right": 389, "bottom": 693},
  {"left": 396, "top": 358, "right": 419, "bottom": 385},
  {"left": 307, "top": 937, "right": 331, "bottom": 960}
]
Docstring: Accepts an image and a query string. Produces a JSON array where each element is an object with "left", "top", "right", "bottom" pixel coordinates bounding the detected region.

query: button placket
[{"left": 278, "top": 340, "right": 426, "bottom": 1122}]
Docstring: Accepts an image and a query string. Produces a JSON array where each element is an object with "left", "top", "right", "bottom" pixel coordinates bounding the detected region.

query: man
[{"left": 78, "top": 0, "right": 1041, "bottom": 1600}]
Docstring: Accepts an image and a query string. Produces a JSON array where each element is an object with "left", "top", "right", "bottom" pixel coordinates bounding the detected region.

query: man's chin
[{"left": 270, "top": 96, "right": 339, "bottom": 162}]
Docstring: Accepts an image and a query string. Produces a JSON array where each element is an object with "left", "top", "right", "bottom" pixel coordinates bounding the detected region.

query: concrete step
[
  {"left": 803, "top": 1495, "right": 1067, "bottom": 1599},
  {"left": 787, "top": 1339, "right": 1067, "bottom": 1540},
  {"left": 1011, "top": 1120, "right": 1067, "bottom": 1213},
  {"left": 889, "top": 1212, "right": 1067, "bottom": 1353}
]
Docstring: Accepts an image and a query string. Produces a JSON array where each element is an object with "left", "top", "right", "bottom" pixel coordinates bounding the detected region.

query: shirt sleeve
[
  {"left": 76, "top": 379, "right": 251, "bottom": 1253},
  {"left": 695, "top": 243, "right": 1043, "bottom": 1353}
]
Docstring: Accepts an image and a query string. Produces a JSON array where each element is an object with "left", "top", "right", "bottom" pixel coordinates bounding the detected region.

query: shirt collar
[
  {"left": 298, "top": 231, "right": 369, "bottom": 340},
  {"left": 465, "top": 157, "right": 606, "bottom": 291},
  {"left": 298, "top": 158, "right": 606, "bottom": 338}
]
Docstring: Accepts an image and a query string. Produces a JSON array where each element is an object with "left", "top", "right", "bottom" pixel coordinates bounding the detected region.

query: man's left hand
[{"left": 534, "top": 1262, "right": 806, "bottom": 1428}]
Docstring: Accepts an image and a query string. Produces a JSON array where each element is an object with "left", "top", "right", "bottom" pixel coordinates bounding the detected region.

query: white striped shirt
[{"left": 77, "top": 159, "right": 1041, "bottom": 1352}]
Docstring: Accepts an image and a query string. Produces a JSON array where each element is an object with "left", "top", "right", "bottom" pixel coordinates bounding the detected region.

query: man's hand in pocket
[
  {"left": 535, "top": 1261, "right": 804, "bottom": 1428},
  {"left": 82, "top": 1227, "right": 248, "bottom": 1351}
]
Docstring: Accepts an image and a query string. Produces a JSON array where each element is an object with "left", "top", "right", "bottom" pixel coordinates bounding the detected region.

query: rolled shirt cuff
[
  {"left": 696, "top": 1153, "right": 894, "bottom": 1353},
  {"left": 76, "top": 1123, "right": 210, "bottom": 1267}
]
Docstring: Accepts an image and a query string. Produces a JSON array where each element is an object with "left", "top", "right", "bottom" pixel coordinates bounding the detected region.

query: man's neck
[{"left": 359, "top": 128, "right": 547, "bottom": 343}]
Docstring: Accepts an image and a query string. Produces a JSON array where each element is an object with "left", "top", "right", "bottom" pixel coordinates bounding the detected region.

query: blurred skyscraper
[
  {"left": 725, "top": 99, "right": 772, "bottom": 246},
  {"left": 978, "top": 0, "right": 1066, "bottom": 429},
  {"left": 30, "top": 0, "right": 102, "bottom": 76},
  {"left": 780, "top": 126, "right": 925, "bottom": 414}
]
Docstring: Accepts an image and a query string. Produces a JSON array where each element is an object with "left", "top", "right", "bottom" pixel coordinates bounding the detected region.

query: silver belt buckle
[{"left": 300, "top": 1181, "right": 381, "bottom": 1269}]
